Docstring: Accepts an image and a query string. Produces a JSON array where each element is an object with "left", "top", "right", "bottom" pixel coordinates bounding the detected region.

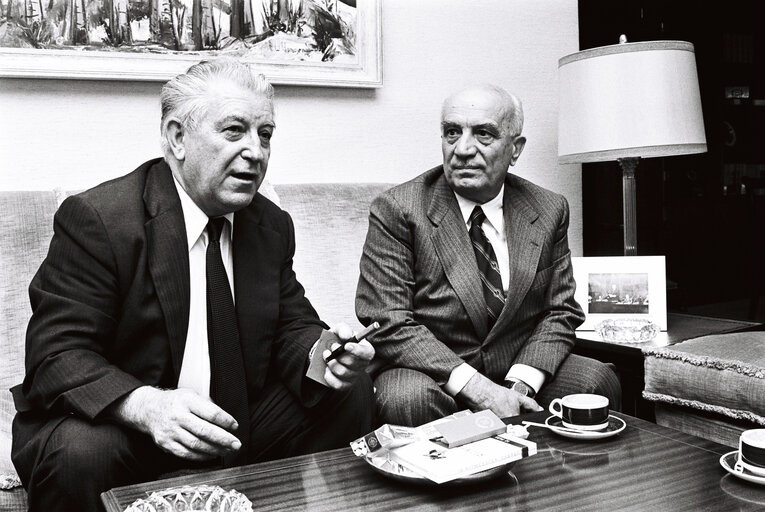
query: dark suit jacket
[
  {"left": 12, "top": 158, "right": 325, "bottom": 477},
  {"left": 356, "top": 166, "right": 585, "bottom": 385}
]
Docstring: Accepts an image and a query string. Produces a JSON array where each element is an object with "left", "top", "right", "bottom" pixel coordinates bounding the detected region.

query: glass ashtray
[
  {"left": 594, "top": 318, "right": 659, "bottom": 343},
  {"left": 124, "top": 484, "right": 252, "bottom": 512}
]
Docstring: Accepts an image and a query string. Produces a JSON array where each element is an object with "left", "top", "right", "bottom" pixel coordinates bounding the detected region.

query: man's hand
[
  {"left": 106, "top": 386, "right": 241, "bottom": 460},
  {"left": 457, "top": 372, "right": 543, "bottom": 418},
  {"left": 322, "top": 323, "right": 375, "bottom": 390}
]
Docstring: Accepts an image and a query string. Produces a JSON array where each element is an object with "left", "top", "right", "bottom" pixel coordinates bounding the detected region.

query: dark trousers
[
  {"left": 17, "top": 376, "right": 374, "bottom": 512},
  {"left": 374, "top": 353, "right": 622, "bottom": 427}
]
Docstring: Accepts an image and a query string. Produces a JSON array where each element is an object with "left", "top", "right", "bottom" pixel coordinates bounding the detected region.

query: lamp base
[{"left": 617, "top": 157, "right": 640, "bottom": 256}]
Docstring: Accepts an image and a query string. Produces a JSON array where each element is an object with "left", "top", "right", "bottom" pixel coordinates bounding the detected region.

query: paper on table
[{"left": 389, "top": 433, "right": 536, "bottom": 484}]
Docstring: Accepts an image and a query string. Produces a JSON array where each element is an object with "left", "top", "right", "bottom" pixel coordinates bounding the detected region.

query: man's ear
[
  {"left": 164, "top": 118, "right": 186, "bottom": 160},
  {"left": 509, "top": 136, "right": 527, "bottom": 166}
]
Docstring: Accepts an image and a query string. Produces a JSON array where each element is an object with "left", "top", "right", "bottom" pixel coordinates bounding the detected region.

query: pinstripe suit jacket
[
  {"left": 12, "top": 158, "right": 326, "bottom": 477},
  {"left": 356, "top": 166, "right": 584, "bottom": 385}
]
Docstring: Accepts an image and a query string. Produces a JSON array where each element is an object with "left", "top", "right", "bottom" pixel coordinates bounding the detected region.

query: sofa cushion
[
  {"left": 1, "top": 191, "right": 60, "bottom": 489},
  {"left": 642, "top": 332, "right": 765, "bottom": 425},
  {"left": 275, "top": 183, "right": 392, "bottom": 329}
]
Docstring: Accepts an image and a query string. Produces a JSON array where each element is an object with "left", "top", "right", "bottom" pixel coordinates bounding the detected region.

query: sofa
[
  {"left": 0, "top": 182, "right": 393, "bottom": 510},
  {"left": 642, "top": 331, "right": 765, "bottom": 448}
]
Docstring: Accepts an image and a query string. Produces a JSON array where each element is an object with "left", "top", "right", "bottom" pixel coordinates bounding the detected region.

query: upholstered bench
[{"left": 642, "top": 331, "right": 765, "bottom": 447}]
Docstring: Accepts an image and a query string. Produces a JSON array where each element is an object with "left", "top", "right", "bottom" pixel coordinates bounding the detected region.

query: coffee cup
[
  {"left": 549, "top": 394, "right": 610, "bottom": 431},
  {"left": 734, "top": 429, "right": 765, "bottom": 476}
]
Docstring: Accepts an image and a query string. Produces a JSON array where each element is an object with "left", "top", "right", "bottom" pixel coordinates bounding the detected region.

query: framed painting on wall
[
  {"left": 571, "top": 256, "right": 667, "bottom": 331},
  {"left": 0, "top": 0, "right": 382, "bottom": 86}
]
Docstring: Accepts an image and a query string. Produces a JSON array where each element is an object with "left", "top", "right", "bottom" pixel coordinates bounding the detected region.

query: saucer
[
  {"left": 720, "top": 451, "right": 765, "bottom": 486},
  {"left": 545, "top": 415, "right": 626, "bottom": 440}
]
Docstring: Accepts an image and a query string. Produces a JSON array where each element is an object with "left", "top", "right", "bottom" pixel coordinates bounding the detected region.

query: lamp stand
[{"left": 618, "top": 157, "right": 640, "bottom": 256}]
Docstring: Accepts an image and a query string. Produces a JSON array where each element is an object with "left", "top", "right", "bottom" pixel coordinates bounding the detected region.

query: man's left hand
[{"left": 322, "top": 323, "right": 375, "bottom": 390}]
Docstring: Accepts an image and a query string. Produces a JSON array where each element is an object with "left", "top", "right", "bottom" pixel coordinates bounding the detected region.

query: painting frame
[
  {"left": 0, "top": 0, "right": 382, "bottom": 87},
  {"left": 571, "top": 256, "right": 667, "bottom": 331}
]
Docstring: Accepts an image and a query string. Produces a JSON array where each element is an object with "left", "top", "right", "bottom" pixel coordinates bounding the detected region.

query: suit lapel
[
  {"left": 144, "top": 160, "right": 190, "bottom": 379},
  {"left": 428, "top": 173, "right": 488, "bottom": 339},
  {"left": 492, "top": 175, "right": 543, "bottom": 334}
]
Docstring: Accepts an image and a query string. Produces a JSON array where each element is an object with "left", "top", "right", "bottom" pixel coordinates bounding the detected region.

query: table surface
[
  {"left": 102, "top": 411, "right": 764, "bottom": 512},
  {"left": 575, "top": 312, "right": 761, "bottom": 357}
]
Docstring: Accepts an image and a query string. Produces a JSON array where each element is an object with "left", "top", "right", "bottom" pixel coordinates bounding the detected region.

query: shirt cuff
[
  {"left": 443, "top": 363, "right": 478, "bottom": 396},
  {"left": 505, "top": 364, "right": 545, "bottom": 394}
]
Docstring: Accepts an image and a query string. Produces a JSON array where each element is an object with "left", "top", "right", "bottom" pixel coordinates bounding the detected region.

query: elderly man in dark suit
[
  {"left": 356, "top": 84, "right": 620, "bottom": 427},
  {"left": 11, "top": 58, "right": 374, "bottom": 512}
]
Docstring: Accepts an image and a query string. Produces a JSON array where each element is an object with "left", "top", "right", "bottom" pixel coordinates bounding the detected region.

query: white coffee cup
[
  {"left": 549, "top": 394, "right": 610, "bottom": 431},
  {"left": 734, "top": 429, "right": 765, "bottom": 476}
]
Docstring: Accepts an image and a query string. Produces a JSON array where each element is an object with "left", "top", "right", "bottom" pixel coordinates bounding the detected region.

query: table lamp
[{"left": 557, "top": 39, "right": 707, "bottom": 256}]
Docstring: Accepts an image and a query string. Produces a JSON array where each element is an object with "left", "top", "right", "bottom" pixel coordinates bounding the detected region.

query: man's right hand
[
  {"left": 107, "top": 386, "right": 241, "bottom": 460},
  {"left": 457, "top": 372, "right": 542, "bottom": 418}
]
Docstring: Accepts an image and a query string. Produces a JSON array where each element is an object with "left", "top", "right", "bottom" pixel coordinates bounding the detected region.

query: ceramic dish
[
  {"left": 720, "top": 451, "right": 765, "bottom": 486},
  {"left": 364, "top": 454, "right": 516, "bottom": 486},
  {"left": 544, "top": 415, "right": 626, "bottom": 440}
]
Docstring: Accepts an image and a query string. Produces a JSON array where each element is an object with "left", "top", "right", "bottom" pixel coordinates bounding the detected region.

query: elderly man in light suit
[{"left": 356, "top": 84, "right": 620, "bottom": 426}]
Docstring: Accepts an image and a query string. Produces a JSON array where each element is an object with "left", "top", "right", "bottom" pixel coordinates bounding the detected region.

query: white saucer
[
  {"left": 720, "top": 451, "right": 765, "bottom": 486},
  {"left": 545, "top": 415, "right": 626, "bottom": 440}
]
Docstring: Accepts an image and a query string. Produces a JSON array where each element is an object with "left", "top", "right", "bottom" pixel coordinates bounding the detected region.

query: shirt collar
[
  {"left": 172, "top": 176, "right": 235, "bottom": 250},
  {"left": 454, "top": 184, "right": 505, "bottom": 231}
]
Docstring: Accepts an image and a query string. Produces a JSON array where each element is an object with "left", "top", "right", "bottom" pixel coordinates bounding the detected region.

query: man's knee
[
  {"left": 571, "top": 356, "right": 622, "bottom": 411},
  {"left": 29, "top": 418, "right": 147, "bottom": 511},
  {"left": 374, "top": 368, "right": 456, "bottom": 426},
  {"left": 589, "top": 360, "right": 622, "bottom": 411}
]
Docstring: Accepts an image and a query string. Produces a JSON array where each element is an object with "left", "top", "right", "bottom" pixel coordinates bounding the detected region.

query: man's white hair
[{"left": 159, "top": 57, "right": 274, "bottom": 152}]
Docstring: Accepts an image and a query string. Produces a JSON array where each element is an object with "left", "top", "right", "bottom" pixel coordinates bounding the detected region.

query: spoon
[{"left": 521, "top": 420, "right": 584, "bottom": 434}]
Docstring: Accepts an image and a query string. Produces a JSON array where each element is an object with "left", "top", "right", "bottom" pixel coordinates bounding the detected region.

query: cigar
[{"left": 324, "top": 322, "right": 380, "bottom": 362}]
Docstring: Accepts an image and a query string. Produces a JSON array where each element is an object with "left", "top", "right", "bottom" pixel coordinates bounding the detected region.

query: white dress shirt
[
  {"left": 173, "top": 177, "right": 235, "bottom": 398},
  {"left": 443, "top": 185, "right": 545, "bottom": 396}
]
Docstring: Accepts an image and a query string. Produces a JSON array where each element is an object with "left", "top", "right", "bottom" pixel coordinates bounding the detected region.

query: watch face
[{"left": 512, "top": 381, "right": 532, "bottom": 397}]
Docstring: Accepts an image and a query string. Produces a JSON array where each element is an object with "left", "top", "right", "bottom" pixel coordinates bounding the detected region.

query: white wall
[{"left": 0, "top": 0, "right": 583, "bottom": 253}]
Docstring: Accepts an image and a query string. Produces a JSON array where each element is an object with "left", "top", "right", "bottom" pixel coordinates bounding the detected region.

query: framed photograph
[
  {"left": 0, "top": 0, "right": 382, "bottom": 87},
  {"left": 571, "top": 256, "right": 667, "bottom": 331}
]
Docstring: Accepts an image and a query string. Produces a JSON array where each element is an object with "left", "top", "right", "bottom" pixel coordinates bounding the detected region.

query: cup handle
[
  {"left": 549, "top": 398, "right": 563, "bottom": 418},
  {"left": 734, "top": 460, "right": 745, "bottom": 474}
]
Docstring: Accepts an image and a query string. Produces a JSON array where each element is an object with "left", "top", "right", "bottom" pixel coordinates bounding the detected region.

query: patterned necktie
[
  {"left": 469, "top": 206, "right": 505, "bottom": 329},
  {"left": 206, "top": 217, "right": 249, "bottom": 466}
]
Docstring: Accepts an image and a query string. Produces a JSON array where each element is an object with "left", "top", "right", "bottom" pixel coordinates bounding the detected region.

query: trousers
[
  {"left": 374, "top": 353, "right": 621, "bottom": 427},
  {"left": 15, "top": 375, "right": 373, "bottom": 512}
]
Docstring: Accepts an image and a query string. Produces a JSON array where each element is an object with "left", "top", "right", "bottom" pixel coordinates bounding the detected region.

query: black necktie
[
  {"left": 469, "top": 206, "right": 505, "bottom": 329},
  {"left": 206, "top": 217, "right": 249, "bottom": 466}
]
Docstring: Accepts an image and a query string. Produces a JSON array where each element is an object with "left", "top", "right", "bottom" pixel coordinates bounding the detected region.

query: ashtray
[
  {"left": 123, "top": 484, "right": 252, "bottom": 512},
  {"left": 594, "top": 318, "right": 658, "bottom": 343}
]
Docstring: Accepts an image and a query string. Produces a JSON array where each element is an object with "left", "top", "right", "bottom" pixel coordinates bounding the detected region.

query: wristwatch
[{"left": 503, "top": 379, "right": 536, "bottom": 398}]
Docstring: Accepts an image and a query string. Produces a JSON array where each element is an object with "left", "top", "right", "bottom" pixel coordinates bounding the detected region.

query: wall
[{"left": 0, "top": 0, "right": 583, "bottom": 253}]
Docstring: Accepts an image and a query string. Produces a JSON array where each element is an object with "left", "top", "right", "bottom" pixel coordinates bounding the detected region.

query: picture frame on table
[
  {"left": 0, "top": 0, "right": 382, "bottom": 87},
  {"left": 571, "top": 256, "right": 667, "bottom": 331}
]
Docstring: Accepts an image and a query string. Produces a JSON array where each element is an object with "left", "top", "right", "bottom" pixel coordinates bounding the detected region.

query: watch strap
[{"left": 503, "top": 379, "right": 536, "bottom": 398}]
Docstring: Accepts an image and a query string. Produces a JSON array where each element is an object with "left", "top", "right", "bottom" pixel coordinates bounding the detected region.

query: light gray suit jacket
[{"left": 356, "top": 166, "right": 584, "bottom": 385}]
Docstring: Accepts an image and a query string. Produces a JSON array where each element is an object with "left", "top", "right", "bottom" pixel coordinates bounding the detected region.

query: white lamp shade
[{"left": 558, "top": 41, "right": 707, "bottom": 164}]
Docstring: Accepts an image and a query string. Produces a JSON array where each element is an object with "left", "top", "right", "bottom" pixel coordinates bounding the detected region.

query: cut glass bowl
[
  {"left": 594, "top": 318, "right": 659, "bottom": 343},
  {"left": 123, "top": 484, "right": 252, "bottom": 512}
]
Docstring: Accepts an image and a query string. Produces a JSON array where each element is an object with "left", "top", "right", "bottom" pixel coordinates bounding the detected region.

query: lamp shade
[{"left": 558, "top": 41, "right": 707, "bottom": 164}]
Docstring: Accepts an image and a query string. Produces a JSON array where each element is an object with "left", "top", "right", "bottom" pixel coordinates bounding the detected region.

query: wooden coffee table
[{"left": 102, "top": 411, "right": 759, "bottom": 511}]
